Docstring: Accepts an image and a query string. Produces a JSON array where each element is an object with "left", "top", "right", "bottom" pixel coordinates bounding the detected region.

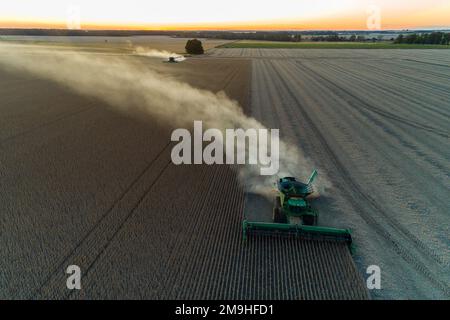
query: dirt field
[
  {"left": 209, "top": 48, "right": 450, "bottom": 299},
  {"left": 219, "top": 40, "right": 450, "bottom": 49},
  {"left": 2, "top": 39, "right": 447, "bottom": 299},
  {"left": 0, "top": 35, "right": 230, "bottom": 54},
  {"left": 0, "top": 40, "right": 367, "bottom": 299}
]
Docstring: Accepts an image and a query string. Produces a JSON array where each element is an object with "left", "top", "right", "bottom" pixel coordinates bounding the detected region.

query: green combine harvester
[{"left": 243, "top": 170, "right": 353, "bottom": 249}]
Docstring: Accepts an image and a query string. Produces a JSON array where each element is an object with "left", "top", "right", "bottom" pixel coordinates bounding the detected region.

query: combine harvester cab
[
  {"left": 167, "top": 55, "right": 185, "bottom": 63},
  {"left": 243, "top": 169, "right": 353, "bottom": 250}
]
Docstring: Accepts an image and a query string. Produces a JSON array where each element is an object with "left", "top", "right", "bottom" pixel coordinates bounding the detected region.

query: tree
[
  {"left": 394, "top": 32, "right": 450, "bottom": 45},
  {"left": 405, "top": 33, "right": 418, "bottom": 44},
  {"left": 394, "top": 34, "right": 404, "bottom": 44},
  {"left": 185, "top": 39, "right": 204, "bottom": 54},
  {"left": 293, "top": 34, "right": 302, "bottom": 42}
]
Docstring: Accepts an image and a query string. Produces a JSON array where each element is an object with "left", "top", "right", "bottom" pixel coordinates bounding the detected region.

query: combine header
[{"left": 243, "top": 170, "right": 353, "bottom": 249}]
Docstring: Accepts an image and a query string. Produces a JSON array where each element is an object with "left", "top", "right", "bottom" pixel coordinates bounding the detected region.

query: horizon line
[{"left": 1, "top": 27, "right": 450, "bottom": 32}]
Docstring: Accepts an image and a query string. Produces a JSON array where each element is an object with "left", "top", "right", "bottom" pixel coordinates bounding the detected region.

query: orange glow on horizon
[
  {"left": 2, "top": 19, "right": 449, "bottom": 32},
  {"left": 1, "top": 1, "right": 449, "bottom": 31},
  {"left": 2, "top": 16, "right": 450, "bottom": 31}
]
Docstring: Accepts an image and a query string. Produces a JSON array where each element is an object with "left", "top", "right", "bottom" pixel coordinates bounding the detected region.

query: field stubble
[
  {"left": 215, "top": 48, "right": 450, "bottom": 299},
  {"left": 0, "top": 43, "right": 367, "bottom": 299}
]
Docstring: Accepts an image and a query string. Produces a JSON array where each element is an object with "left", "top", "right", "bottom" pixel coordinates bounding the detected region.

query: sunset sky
[{"left": 1, "top": 0, "right": 449, "bottom": 30}]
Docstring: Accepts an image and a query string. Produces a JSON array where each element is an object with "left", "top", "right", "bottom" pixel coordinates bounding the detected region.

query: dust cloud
[
  {"left": 0, "top": 44, "right": 328, "bottom": 196},
  {"left": 134, "top": 47, "right": 186, "bottom": 61}
]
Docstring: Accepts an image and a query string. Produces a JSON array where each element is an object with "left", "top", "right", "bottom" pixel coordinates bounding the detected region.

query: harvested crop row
[
  {"left": 69, "top": 162, "right": 366, "bottom": 299},
  {"left": 242, "top": 50, "right": 450, "bottom": 299},
  {"left": 0, "top": 78, "right": 174, "bottom": 298},
  {"left": 1, "top": 50, "right": 370, "bottom": 300}
]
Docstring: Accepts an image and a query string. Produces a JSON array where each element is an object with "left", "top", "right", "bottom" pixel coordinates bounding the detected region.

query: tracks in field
[
  {"left": 0, "top": 105, "right": 95, "bottom": 145},
  {"left": 321, "top": 59, "right": 450, "bottom": 120},
  {"left": 154, "top": 162, "right": 366, "bottom": 299},
  {"left": 296, "top": 61, "right": 449, "bottom": 139},
  {"left": 403, "top": 58, "right": 450, "bottom": 69},
  {"left": 0, "top": 54, "right": 366, "bottom": 299},
  {"left": 261, "top": 59, "right": 449, "bottom": 296},
  {"left": 68, "top": 160, "right": 172, "bottom": 299},
  {"left": 294, "top": 59, "right": 450, "bottom": 184},
  {"left": 35, "top": 142, "right": 173, "bottom": 299},
  {"left": 317, "top": 60, "right": 450, "bottom": 120}
]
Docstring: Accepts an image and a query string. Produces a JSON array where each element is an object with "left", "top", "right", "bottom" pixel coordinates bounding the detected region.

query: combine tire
[
  {"left": 274, "top": 196, "right": 281, "bottom": 209},
  {"left": 303, "top": 214, "right": 316, "bottom": 226},
  {"left": 273, "top": 207, "right": 287, "bottom": 223}
]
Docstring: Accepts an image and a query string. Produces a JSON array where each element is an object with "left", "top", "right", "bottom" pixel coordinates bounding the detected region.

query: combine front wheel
[
  {"left": 303, "top": 214, "right": 316, "bottom": 226},
  {"left": 273, "top": 207, "right": 287, "bottom": 223},
  {"left": 274, "top": 196, "right": 281, "bottom": 208}
]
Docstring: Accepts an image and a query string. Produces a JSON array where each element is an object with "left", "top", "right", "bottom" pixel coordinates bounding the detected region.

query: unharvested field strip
[
  {"left": 202, "top": 168, "right": 244, "bottom": 299},
  {"left": 160, "top": 166, "right": 221, "bottom": 299},
  {"left": 162, "top": 165, "right": 230, "bottom": 299},
  {"left": 174, "top": 165, "right": 240, "bottom": 298},
  {"left": 36, "top": 142, "right": 172, "bottom": 299},
  {"left": 263, "top": 59, "right": 449, "bottom": 295},
  {"left": 179, "top": 165, "right": 237, "bottom": 299}
]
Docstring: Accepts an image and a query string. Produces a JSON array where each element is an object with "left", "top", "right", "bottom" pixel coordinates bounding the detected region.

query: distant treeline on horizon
[
  {"left": 0, "top": 28, "right": 449, "bottom": 45},
  {"left": 394, "top": 32, "right": 450, "bottom": 45}
]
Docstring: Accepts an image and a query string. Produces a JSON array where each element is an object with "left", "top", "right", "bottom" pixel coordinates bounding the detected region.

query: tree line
[
  {"left": 394, "top": 32, "right": 450, "bottom": 45},
  {"left": 1, "top": 29, "right": 449, "bottom": 45},
  {"left": 195, "top": 32, "right": 303, "bottom": 42},
  {"left": 310, "top": 34, "right": 368, "bottom": 42}
]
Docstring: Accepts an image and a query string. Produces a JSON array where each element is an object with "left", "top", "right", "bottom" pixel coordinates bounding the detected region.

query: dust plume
[
  {"left": 0, "top": 43, "right": 328, "bottom": 196},
  {"left": 134, "top": 47, "right": 186, "bottom": 61}
]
